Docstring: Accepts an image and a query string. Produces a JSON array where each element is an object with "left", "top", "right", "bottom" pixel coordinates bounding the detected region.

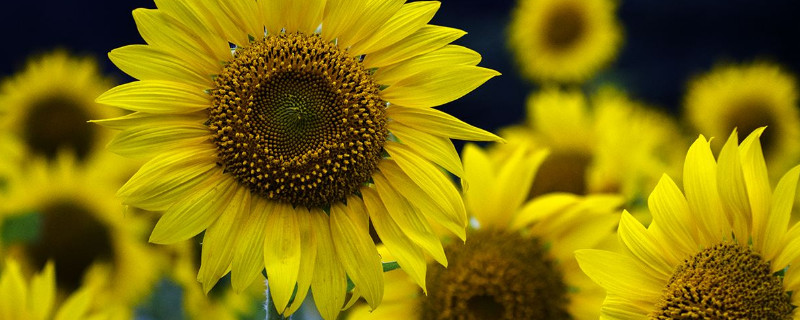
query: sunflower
[
  {"left": 94, "top": 1, "right": 500, "bottom": 318},
  {"left": 507, "top": 0, "right": 623, "bottom": 83},
  {"left": 0, "top": 154, "right": 163, "bottom": 317},
  {"left": 347, "top": 142, "right": 623, "bottom": 319},
  {"left": 684, "top": 61, "right": 800, "bottom": 181},
  {"left": 0, "top": 51, "right": 122, "bottom": 166},
  {"left": 577, "top": 127, "right": 800, "bottom": 319},
  {"left": 498, "top": 87, "right": 685, "bottom": 210},
  {"left": 0, "top": 258, "right": 128, "bottom": 320}
]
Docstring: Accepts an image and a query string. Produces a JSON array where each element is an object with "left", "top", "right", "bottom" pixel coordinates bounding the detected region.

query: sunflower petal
[
  {"left": 154, "top": 0, "right": 232, "bottom": 62},
  {"left": 310, "top": 210, "right": 347, "bottom": 320},
  {"left": 387, "top": 105, "right": 502, "bottom": 141},
  {"left": 197, "top": 187, "right": 249, "bottom": 292},
  {"left": 263, "top": 202, "right": 303, "bottom": 313},
  {"left": 373, "top": 45, "right": 481, "bottom": 86},
  {"left": 96, "top": 80, "right": 210, "bottom": 114},
  {"left": 683, "top": 135, "right": 727, "bottom": 244},
  {"left": 510, "top": 193, "right": 580, "bottom": 230},
  {"left": 132, "top": 9, "right": 219, "bottom": 74},
  {"left": 361, "top": 187, "right": 428, "bottom": 293},
  {"left": 108, "top": 124, "right": 209, "bottom": 159},
  {"left": 285, "top": 207, "right": 318, "bottom": 315},
  {"left": 739, "top": 127, "right": 773, "bottom": 253},
  {"left": 575, "top": 250, "right": 663, "bottom": 300},
  {"left": 716, "top": 129, "right": 751, "bottom": 242},
  {"left": 338, "top": 0, "right": 404, "bottom": 48},
  {"left": 261, "top": 0, "right": 325, "bottom": 35},
  {"left": 231, "top": 197, "right": 273, "bottom": 292},
  {"left": 382, "top": 65, "right": 498, "bottom": 108},
  {"left": 108, "top": 45, "right": 211, "bottom": 88},
  {"left": 29, "top": 262, "right": 55, "bottom": 320},
  {"left": 350, "top": 1, "right": 440, "bottom": 55},
  {"left": 0, "top": 260, "right": 27, "bottom": 320},
  {"left": 362, "top": 25, "right": 465, "bottom": 69},
  {"left": 488, "top": 147, "right": 548, "bottom": 228},
  {"left": 321, "top": 0, "right": 367, "bottom": 43},
  {"left": 150, "top": 175, "right": 237, "bottom": 243},
  {"left": 617, "top": 211, "right": 674, "bottom": 278},
  {"left": 388, "top": 121, "right": 463, "bottom": 178},
  {"left": 763, "top": 165, "right": 800, "bottom": 262},
  {"left": 330, "top": 203, "right": 384, "bottom": 309}
]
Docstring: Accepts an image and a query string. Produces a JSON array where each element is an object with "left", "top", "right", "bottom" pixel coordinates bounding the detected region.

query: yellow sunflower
[
  {"left": 348, "top": 142, "right": 623, "bottom": 319},
  {"left": 508, "top": 0, "right": 623, "bottom": 83},
  {"left": 0, "top": 154, "right": 163, "bottom": 317},
  {"left": 94, "top": 1, "right": 500, "bottom": 318},
  {"left": 169, "top": 240, "right": 265, "bottom": 320},
  {"left": 577, "top": 127, "right": 800, "bottom": 319},
  {"left": 0, "top": 258, "right": 127, "bottom": 320},
  {"left": 498, "top": 87, "right": 685, "bottom": 209},
  {"left": 0, "top": 51, "right": 122, "bottom": 165},
  {"left": 685, "top": 61, "right": 800, "bottom": 181}
]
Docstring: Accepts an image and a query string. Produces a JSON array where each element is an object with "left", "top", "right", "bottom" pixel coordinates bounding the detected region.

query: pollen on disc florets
[
  {"left": 652, "top": 242, "right": 793, "bottom": 319},
  {"left": 209, "top": 33, "right": 387, "bottom": 208},
  {"left": 421, "top": 230, "right": 570, "bottom": 320}
]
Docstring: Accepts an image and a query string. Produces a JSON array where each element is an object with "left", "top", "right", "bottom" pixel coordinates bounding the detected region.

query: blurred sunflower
[
  {"left": 499, "top": 87, "right": 685, "bottom": 209},
  {"left": 0, "top": 258, "right": 127, "bottom": 320},
  {"left": 577, "top": 128, "right": 800, "bottom": 319},
  {"left": 94, "top": 0, "right": 500, "bottom": 318},
  {"left": 169, "top": 240, "right": 265, "bottom": 320},
  {"left": 508, "top": 0, "right": 622, "bottom": 83},
  {"left": 0, "top": 51, "right": 121, "bottom": 165},
  {"left": 0, "top": 155, "right": 163, "bottom": 317},
  {"left": 685, "top": 62, "right": 800, "bottom": 181},
  {"left": 348, "top": 143, "right": 623, "bottom": 319}
]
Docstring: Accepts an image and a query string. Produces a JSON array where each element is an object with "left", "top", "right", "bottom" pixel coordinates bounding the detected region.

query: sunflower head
[
  {"left": 684, "top": 61, "right": 800, "bottom": 179},
  {"left": 0, "top": 51, "right": 119, "bottom": 163},
  {"left": 508, "top": 0, "right": 623, "bottom": 83},
  {"left": 577, "top": 127, "right": 800, "bottom": 319},
  {"left": 96, "top": 0, "right": 500, "bottom": 318}
]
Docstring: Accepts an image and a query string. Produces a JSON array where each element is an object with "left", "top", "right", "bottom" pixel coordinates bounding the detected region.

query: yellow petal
[
  {"left": 763, "top": 165, "right": 800, "bottom": 262},
  {"left": 373, "top": 45, "right": 481, "bottom": 86},
  {"left": 350, "top": 1, "right": 439, "bottom": 55},
  {"left": 132, "top": 9, "right": 220, "bottom": 74},
  {"left": 378, "top": 160, "right": 465, "bottom": 240},
  {"left": 96, "top": 80, "right": 211, "bottom": 114},
  {"left": 388, "top": 121, "right": 463, "bottom": 178},
  {"left": 739, "top": 127, "right": 773, "bottom": 253},
  {"left": 29, "top": 262, "right": 55, "bottom": 320},
  {"left": 462, "top": 143, "right": 496, "bottom": 218},
  {"left": 361, "top": 187, "right": 428, "bottom": 293},
  {"left": 362, "top": 25, "right": 465, "bottom": 69},
  {"left": 330, "top": 203, "right": 384, "bottom": 309},
  {"left": 109, "top": 45, "right": 211, "bottom": 88},
  {"left": 90, "top": 111, "right": 206, "bottom": 130},
  {"left": 0, "top": 260, "right": 27, "bottom": 320},
  {"left": 261, "top": 0, "right": 325, "bottom": 35},
  {"left": 216, "top": 0, "right": 262, "bottom": 42},
  {"left": 231, "top": 197, "right": 273, "bottom": 292},
  {"left": 53, "top": 288, "right": 93, "bottom": 320},
  {"left": 381, "top": 65, "right": 498, "bottom": 108},
  {"left": 373, "top": 171, "right": 447, "bottom": 265},
  {"left": 263, "top": 202, "right": 302, "bottom": 313},
  {"left": 149, "top": 174, "right": 237, "bottom": 243},
  {"left": 338, "top": 0, "right": 405, "bottom": 48},
  {"left": 617, "top": 211, "right": 674, "bottom": 278},
  {"left": 510, "top": 193, "right": 579, "bottom": 230},
  {"left": 575, "top": 250, "right": 663, "bottom": 300},
  {"left": 198, "top": 187, "right": 249, "bottom": 292},
  {"left": 285, "top": 207, "right": 318, "bottom": 315},
  {"left": 107, "top": 123, "right": 209, "bottom": 159},
  {"left": 683, "top": 135, "right": 727, "bottom": 244},
  {"left": 310, "top": 210, "right": 347, "bottom": 320},
  {"left": 153, "top": 0, "right": 232, "bottom": 62},
  {"left": 321, "top": 0, "right": 367, "bottom": 43},
  {"left": 194, "top": 0, "right": 250, "bottom": 47},
  {"left": 488, "top": 147, "right": 547, "bottom": 228},
  {"left": 716, "top": 129, "right": 751, "bottom": 242},
  {"left": 387, "top": 105, "right": 502, "bottom": 141}
]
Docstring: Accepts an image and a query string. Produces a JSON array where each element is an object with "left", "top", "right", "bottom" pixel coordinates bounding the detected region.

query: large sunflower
[
  {"left": 0, "top": 155, "right": 163, "bottom": 317},
  {"left": 94, "top": 0, "right": 500, "bottom": 318},
  {"left": 0, "top": 51, "right": 121, "bottom": 165},
  {"left": 0, "top": 258, "right": 127, "bottom": 319},
  {"left": 684, "top": 61, "right": 800, "bottom": 181},
  {"left": 577, "top": 128, "right": 800, "bottom": 319},
  {"left": 348, "top": 142, "right": 623, "bottom": 319},
  {"left": 499, "top": 87, "right": 685, "bottom": 208},
  {"left": 507, "top": 0, "right": 623, "bottom": 83}
]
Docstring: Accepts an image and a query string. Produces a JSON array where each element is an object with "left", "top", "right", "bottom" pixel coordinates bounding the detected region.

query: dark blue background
[{"left": 2, "top": 0, "right": 798, "bottom": 134}]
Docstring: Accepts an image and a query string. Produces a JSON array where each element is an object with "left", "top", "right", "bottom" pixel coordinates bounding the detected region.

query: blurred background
[{"left": 1, "top": 0, "right": 798, "bottom": 133}]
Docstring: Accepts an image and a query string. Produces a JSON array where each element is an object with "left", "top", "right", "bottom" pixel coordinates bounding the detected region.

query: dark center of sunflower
[
  {"left": 25, "top": 201, "right": 114, "bottom": 293},
  {"left": 543, "top": 2, "right": 586, "bottom": 51},
  {"left": 421, "top": 230, "right": 570, "bottom": 320},
  {"left": 209, "top": 33, "right": 387, "bottom": 209},
  {"left": 725, "top": 98, "right": 778, "bottom": 156},
  {"left": 651, "top": 243, "right": 793, "bottom": 319},
  {"left": 22, "top": 96, "right": 96, "bottom": 160},
  {"left": 529, "top": 150, "right": 593, "bottom": 198}
]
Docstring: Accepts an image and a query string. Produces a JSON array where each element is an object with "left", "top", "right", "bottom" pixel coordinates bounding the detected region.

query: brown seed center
[
  {"left": 23, "top": 96, "right": 96, "bottom": 160},
  {"left": 543, "top": 2, "right": 586, "bottom": 51},
  {"left": 208, "top": 33, "right": 388, "bottom": 208}
]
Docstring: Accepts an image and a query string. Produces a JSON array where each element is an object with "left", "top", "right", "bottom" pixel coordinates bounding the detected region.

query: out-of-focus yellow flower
[
  {"left": 0, "top": 258, "right": 127, "bottom": 320},
  {"left": 499, "top": 87, "right": 685, "bottom": 212},
  {"left": 578, "top": 128, "right": 800, "bottom": 319},
  {"left": 508, "top": 0, "right": 623, "bottom": 83},
  {"left": 349, "top": 142, "right": 623, "bottom": 319},
  {"left": 0, "top": 155, "right": 163, "bottom": 318},
  {"left": 94, "top": 1, "right": 501, "bottom": 318},
  {"left": 685, "top": 61, "right": 800, "bottom": 181}
]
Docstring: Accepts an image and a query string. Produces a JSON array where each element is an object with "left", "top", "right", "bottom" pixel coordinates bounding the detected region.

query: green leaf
[{"left": 1, "top": 211, "right": 41, "bottom": 244}]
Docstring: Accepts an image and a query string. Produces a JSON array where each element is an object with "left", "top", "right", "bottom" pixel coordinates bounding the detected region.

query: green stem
[{"left": 265, "top": 287, "right": 288, "bottom": 320}]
